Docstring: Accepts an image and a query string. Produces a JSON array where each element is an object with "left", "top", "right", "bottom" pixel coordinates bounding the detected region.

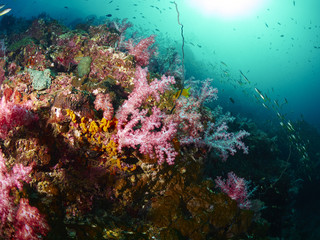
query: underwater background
[
  {"left": 0, "top": 0, "right": 319, "bottom": 239},
  {"left": 5, "top": 0, "right": 320, "bottom": 131}
]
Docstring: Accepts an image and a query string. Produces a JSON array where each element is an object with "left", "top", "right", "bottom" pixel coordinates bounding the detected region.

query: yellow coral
[
  {"left": 66, "top": 109, "right": 77, "bottom": 123},
  {"left": 89, "top": 120, "right": 99, "bottom": 135},
  {"left": 104, "top": 139, "right": 118, "bottom": 158},
  {"left": 100, "top": 118, "right": 111, "bottom": 132},
  {"left": 79, "top": 117, "right": 88, "bottom": 133}
]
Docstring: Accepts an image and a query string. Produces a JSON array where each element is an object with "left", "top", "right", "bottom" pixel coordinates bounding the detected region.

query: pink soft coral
[
  {"left": 94, "top": 93, "right": 114, "bottom": 120},
  {"left": 115, "top": 66, "right": 177, "bottom": 165},
  {"left": 117, "top": 106, "right": 177, "bottom": 165},
  {"left": 0, "top": 150, "right": 32, "bottom": 230},
  {"left": 116, "top": 66, "right": 175, "bottom": 125},
  {"left": 0, "top": 150, "right": 49, "bottom": 239},
  {"left": 215, "top": 171, "right": 253, "bottom": 209},
  {"left": 125, "top": 35, "right": 155, "bottom": 66},
  {"left": 0, "top": 97, "right": 38, "bottom": 139},
  {"left": 14, "top": 198, "right": 49, "bottom": 240}
]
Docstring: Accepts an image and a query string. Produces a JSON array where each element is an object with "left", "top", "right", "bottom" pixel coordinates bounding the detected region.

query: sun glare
[{"left": 188, "top": 0, "right": 264, "bottom": 19}]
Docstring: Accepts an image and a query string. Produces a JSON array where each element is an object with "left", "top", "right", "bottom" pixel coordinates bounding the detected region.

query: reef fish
[
  {"left": 240, "top": 70, "right": 250, "bottom": 83},
  {"left": 254, "top": 88, "right": 265, "bottom": 101},
  {"left": 0, "top": 8, "right": 11, "bottom": 16}
]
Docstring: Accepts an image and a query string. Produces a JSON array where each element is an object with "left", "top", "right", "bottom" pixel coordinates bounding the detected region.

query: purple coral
[
  {"left": 202, "top": 106, "right": 250, "bottom": 161},
  {"left": 203, "top": 121, "right": 250, "bottom": 161},
  {"left": 174, "top": 80, "right": 218, "bottom": 143},
  {"left": 173, "top": 80, "right": 249, "bottom": 161}
]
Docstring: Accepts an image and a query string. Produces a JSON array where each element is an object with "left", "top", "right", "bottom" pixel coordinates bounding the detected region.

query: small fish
[
  {"left": 106, "top": 14, "right": 112, "bottom": 17},
  {"left": 197, "top": 44, "right": 202, "bottom": 48},
  {"left": 174, "top": 87, "right": 191, "bottom": 99},
  {"left": 287, "top": 121, "right": 294, "bottom": 131},
  {"left": 264, "top": 93, "right": 271, "bottom": 102},
  {"left": 277, "top": 112, "right": 284, "bottom": 120},
  {"left": 115, "top": 8, "right": 119, "bottom": 10},
  {"left": 280, "top": 34, "right": 284, "bottom": 37},
  {"left": 220, "top": 61, "right": 228, "bottom": 67},
  {"left": 155, "top": 28, "right": 160, "bottom": 32},
  {"left": 229, "top": 97, "right": 235, "bottom": 104},
  {"left": 265, "top": 23, "right": 269, "bottom": 28},
  {"left": 293, "top": 1, "right": 295, "bottom": 6},
  {"left": 254, "top": 94, "right": 260, "bottom": 102},
  {"left": 0, "top": 5, "right": 5, "bottom": 9},
  {"left": 0, "top": 8, "right": 11, "bottom": 16},
  {"left": 262, "top": 103, "right": 269, "bottom": 109},
  {"left": 239, "top": 70, "right": 250, "bottom": 83},
  {"left": 64, "top": 6, "right": 68, "bottom": 9},
  {"left": 254, "top": 88, "right": 265, "bottom": 101}
]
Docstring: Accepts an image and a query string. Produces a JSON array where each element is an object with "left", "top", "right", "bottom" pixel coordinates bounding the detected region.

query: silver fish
[{"left": 0, "top": 8, "right": 11, "bottom": 16}]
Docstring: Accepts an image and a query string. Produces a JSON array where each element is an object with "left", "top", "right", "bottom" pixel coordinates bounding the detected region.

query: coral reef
[{"left": 0, "top": 17, "right": 272, "bottom": 239}]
